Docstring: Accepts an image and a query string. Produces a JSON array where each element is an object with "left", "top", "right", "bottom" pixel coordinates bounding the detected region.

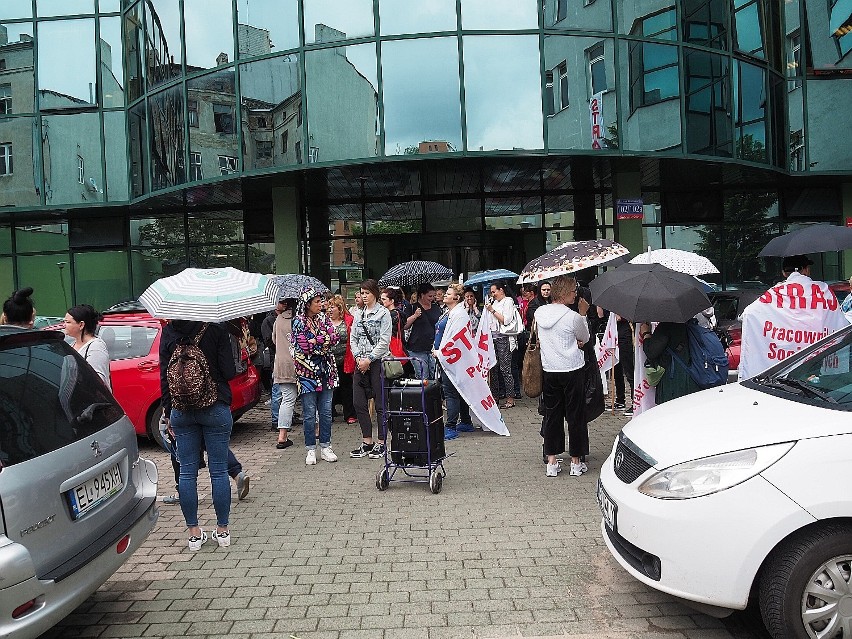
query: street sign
[{"left": 617, "top": 199, "right": 644, "bottom": 220}]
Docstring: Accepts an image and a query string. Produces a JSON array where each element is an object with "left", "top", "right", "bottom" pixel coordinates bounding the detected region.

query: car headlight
[{"left": 638, "top": 442, "right": 795, "bottom": 499}]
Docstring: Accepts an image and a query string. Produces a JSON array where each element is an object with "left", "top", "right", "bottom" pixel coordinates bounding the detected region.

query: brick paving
[{"left": 43, "top": 395, "right": 766, "bottom": 639}]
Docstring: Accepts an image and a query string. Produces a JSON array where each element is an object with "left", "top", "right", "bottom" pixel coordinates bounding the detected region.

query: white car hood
[{"left": 623, "top": 383, "right": 852, "bottom": 468}]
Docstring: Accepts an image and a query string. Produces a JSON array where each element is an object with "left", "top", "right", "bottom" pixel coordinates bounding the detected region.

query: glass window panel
[
  {"left": 131, "top": 215, "right": 183, "bottom": 246},
  {"left": 1, "top": 2, "right": 32, "bottom": 20},
  {"left": 145, "top": 0, "right": 182, "bottom": 89},
  {"left": 0, "top": 115, "right": 41, "bottom": 208},
  {"left": 329, "top": 238, "right": 363, "bottom": 276},
  {"left": 684, "top": 48, "right": 732, "bottom": 157},
  {"left": 682, "top": 0, "right": 729, "bottom": 50},
  {"left": 379, "top": 0, "right": 457, "bottom": 35},
  {"left": 128, "top": 101, "right": 148, "bottom": 197},
  {"left": 461, "top": 0, "right": 538, "bottom": 30},
  {"left": 303, "top": 0, "right": 374, "bottom": 44},
  {"left": 381, "top": 38, "right": 461, "bottom": 156},
  {"left": 37, "top": 19, "right": 97, "bottom": 107},
  {"left": 733, "top": 1, "right": 764, "bottom": 57},
  {"left": 15, "top": 222, "right": 69, "bottom": 252},
  {"left": 69, "top": 216, "right": 124, "bottom": 248},
  {"left": 186, "top": 69, "right": 239, "bottom": 177},
  {"left": 131, "top": 247, "right": 187, "bottom": 295},
  {"left": 99, "top": 0, "right": 121, "bottom": 12},
  {"left": 463, "top": 35, "right": 543, "bottom": 151},
  {"left": 148, "top": 85, "right": 185, "bottom": 190},
  {"left": 123, "top": 2, "right": 144, "bottom": 102},
  {"left": 547, "top": 0, "right": 613, "bottom": 31},
  {"left": 248, "top": 241, "right": 275, "bottom": 273},
  {"left": 0, "top": 225, "right": 10, "bottom": 253},
  {"left": 73, "top": 250, "right": 130, "bottom": 310},
  {"left": 103, "top": 111, "right": 128, "bottom": 200},
  {"left": 365, "top": 201, "right": 422, "bottom": 234},
  {"left": 545, "top": 194, "right": 575, "bottom": 228},
  {"left": 189, "top": 244, "right": 247, "bottom": 269},
  {"left": 184, "top": 0, "right": 235, "bottom": 71},
  {"left": 240, "top": 54, "right": 302, "bottom": 170},
  {"left": 99, "top": 17, "right": 124, "bottom": 107},
  {"left": 544, "top": 36, "right": 616, "bottom": 150},
  {"left": 36, "top": 0, "right": 94, "bottom": 17},
  {"left": 545, "top": 229, "right": 574, "bottom": 251},
  {"left": 424, "top": 199, "right": 481, "bottom": 232},
  {"left": 734, "top": 61, "right": 766, "bottom": 162},
  {"left": 305, "top": 43, "right": 378, "bottom": 163},
  {"left": 41, "top": 112, "right": 104, "bottom": 206},
  {"left": 0, "top": 257, "right": 12, "bottom": 297},
  {"left": 188, "top": 210, "right": 244, "bottom": 243},
  {"left": 807, "top": 79, "right": 852, "bottom": 171},
  {"left": 485, "top": 197, "right": 542, "bottom": 230},
  {"left": 15, "top": 253, "right": 71, "bottom": 316},
  {"left": 236, "top": 0, "right": 299, "bottom": 57}
]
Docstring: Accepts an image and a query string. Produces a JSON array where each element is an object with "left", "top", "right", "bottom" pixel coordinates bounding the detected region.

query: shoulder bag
[
  {"left": 497, "top": 301, "right": 524, "bottom": 337},
  {"left": 521, "top": 319, "right": 543, "bottom": 398},
  {"left": 361, "top": 309, "right": 404, "bottom": 380}
]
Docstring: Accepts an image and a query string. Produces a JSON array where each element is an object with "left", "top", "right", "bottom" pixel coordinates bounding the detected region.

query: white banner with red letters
[
  {"left": 596, "top": 312, "right": 619, "bottom": 373},
  {"left": 437, "top": 306, "right": 510, "bottom": 436},
  {"left": 631, "top": 325, "right": 656, "bottom": 417},
  {"left": 738, "top": 273, "right": 848, "bottom": 380}
]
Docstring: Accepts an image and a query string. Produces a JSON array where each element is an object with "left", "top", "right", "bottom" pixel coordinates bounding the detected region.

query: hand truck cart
[{"left": 375, "top": 356, "right": 453, "bottom": 494}]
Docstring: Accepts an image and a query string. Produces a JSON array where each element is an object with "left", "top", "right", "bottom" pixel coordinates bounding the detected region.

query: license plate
[
  {"left": 597, "top": 479, "right": 617, "bottom": 532},
  {"left": 68, "top": 464, "right": 123, "bottom": 519}
]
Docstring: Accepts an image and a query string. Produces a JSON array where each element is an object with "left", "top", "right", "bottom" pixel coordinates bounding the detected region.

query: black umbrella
[
  {"left": 758, "top": 224, "right": 852, "bottom": 257},
  {"left": 589, "top": 263, "right": 712, "bottom": 323},
  {"left": 378, "top": 260, "right": 453, "bottom": 287}
]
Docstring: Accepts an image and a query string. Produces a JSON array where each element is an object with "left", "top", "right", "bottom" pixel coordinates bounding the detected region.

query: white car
[{"left": 598, "top": 323, "right": 852, "bottom": 638}]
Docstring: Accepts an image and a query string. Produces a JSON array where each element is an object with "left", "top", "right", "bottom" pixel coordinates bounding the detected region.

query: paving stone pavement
[{"left": 43, "top": 395, "right": 767, "bottom": 639}]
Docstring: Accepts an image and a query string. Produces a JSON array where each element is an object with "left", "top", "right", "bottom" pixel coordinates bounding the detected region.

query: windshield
[{"left": 757, "top": 326, "right": 852, "bottom": 408}]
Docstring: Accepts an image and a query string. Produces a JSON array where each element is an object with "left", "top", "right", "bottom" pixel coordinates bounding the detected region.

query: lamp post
[{"left": 57, "top": 261, "right": 68, "bottom": 309}]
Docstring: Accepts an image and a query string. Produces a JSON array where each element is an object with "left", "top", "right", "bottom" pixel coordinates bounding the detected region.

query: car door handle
[{"left": 137, "top": 360, "right": 159, "bottom": 372}]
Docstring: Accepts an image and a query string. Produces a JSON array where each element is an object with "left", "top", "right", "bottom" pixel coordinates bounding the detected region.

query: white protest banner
[
  {"left": 738, "top": 273, "right": 848, "bottom": 380},
  {"left": 596, "top": 312, "right": 619, "bottom": 373},
  {"left": 589, "top": 92, "right": 604, "bottom": 149},
  {"left": 631, "top": 326, "right": 656, "bottom": 417},
  {"left": 437, "top": 306, "right": 510, "bottom": 436}
]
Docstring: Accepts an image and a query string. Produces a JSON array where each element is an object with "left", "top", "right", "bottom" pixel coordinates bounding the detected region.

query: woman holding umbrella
[{"left": 290, "top": 288, "right": 340, "bottom": 465}]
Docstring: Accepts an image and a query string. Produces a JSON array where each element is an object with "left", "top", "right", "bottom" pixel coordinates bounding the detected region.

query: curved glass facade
[{"left": 0, "top": 0, "right": 850, "bottom": 312}]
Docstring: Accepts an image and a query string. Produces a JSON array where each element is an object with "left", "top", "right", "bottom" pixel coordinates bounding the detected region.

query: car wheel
[
  {"left": 759, "top": 524, "right": 852, "bottom": 639},
  {"left": 147, "top": 403, "right": 168, "bottom": 452}
]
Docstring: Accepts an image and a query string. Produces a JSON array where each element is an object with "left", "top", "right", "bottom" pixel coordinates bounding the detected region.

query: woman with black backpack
[{"left": 160, "top": 320, "right": 237, "bottom": 551}]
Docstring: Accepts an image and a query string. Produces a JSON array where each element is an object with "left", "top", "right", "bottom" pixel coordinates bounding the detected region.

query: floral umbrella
[{"left": 517, "top": 239, "right": 629, "bottom": 284}]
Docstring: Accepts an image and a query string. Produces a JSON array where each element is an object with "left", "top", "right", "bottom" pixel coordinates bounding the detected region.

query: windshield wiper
[
  {"left": 761, "top": 377, "right": 837, "bottom": 403},
  {"left": 75, "top": 402, "right": 113, "bottom": 423}
]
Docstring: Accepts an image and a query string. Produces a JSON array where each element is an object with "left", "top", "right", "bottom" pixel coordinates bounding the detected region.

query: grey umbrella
[
  {"left": 589, "top": 263, "right": 712, "bottom": 323},
  {"left": 378, "top": 261, "right": 453, "bottom": 287},
  {"left": 758, "top": 224, "right": 852, "bottom": 257},
  {"left": 269, "top": 274, "right": 330, "bottom": 300}
]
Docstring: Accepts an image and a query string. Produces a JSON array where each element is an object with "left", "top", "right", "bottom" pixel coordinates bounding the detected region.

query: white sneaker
[
  {"left": 320, "top": 446, "right": 338, "bottom": 462},
  {"left": 212, "top": 529, "right": 231, "bottom": 548},
  {"left": 188, "top": 530, "right": 207, "bottom": 551},
  {"left": 579, "top": 461, "right": 588, "bottom": 474},
  {"left": 306, "top": 449, "right": 316, "bottom": 465},
  {"left": 569, "top": 462, "right": 584, "bottom": 477},
  {"left": 546, "top": 463, "right": 561, "bottom": 477}
]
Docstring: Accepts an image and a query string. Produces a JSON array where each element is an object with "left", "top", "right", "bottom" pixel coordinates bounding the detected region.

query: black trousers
[
  {"left": 333, "top": 361, "right": 356, "bottom": 421},
  {"left": 541, "top": 368, "right": 588, "bottom": 458},
  {"left": 353, "top": 361, "right": 384, "bottom": 440}
]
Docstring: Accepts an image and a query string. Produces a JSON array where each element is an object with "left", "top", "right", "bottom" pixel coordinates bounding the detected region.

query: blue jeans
[
  {"left": 408, "top": 351, "right": 436, "bottom": 380},
  {"left": 301, "top": 388, "right": 333, "bottom": 450},
  {"left": 271, "top": 381, "right": 282, "bottom": 425},
  {"left": 441, "top": 367, "right": 471, "bottom": 427},
  {"left": 171, "top": 401, "right": 233, "bottom": 528}
]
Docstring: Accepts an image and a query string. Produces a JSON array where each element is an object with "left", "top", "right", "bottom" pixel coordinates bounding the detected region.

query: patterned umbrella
[
  {"left": 378, "top": 260, "right": 453, "bottom": 287},
  {"left": 269, "top": 274, "right": 330, "bottom": 300},
  {"left": 139, "top": 267, "right": 278, "bottom": 322},
  {"left": 463, "top": 269, "right": 519, "bottom": 287},
  {"left": 629, "top": 248, "right": 719, "bottom": 276},
  {"left": 517, "top": 239, "right": 629, "bottom": 284}
]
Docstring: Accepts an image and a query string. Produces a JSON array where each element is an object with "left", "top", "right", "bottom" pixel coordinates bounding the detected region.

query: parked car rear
[
  {"left": 94, "top": 310, "right": 261, "bottom": 449},
  {"left": 0, "top": 326, "right": 158, "bottom": 639}
]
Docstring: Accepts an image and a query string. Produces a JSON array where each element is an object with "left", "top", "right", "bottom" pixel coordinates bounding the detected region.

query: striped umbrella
[
  {"left": 139, "top": 267, "right": 278, "bottom": 322},
  {"left": 269, "top": 274, "right": 330, "bottom": 300},
  {"left": 378, "top": 260, "right": 454, "bottom": 287}
]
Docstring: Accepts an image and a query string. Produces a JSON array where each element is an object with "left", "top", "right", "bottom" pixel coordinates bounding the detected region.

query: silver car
[{"left": 0, "top": 326, "right": 158, "bottom": 639}]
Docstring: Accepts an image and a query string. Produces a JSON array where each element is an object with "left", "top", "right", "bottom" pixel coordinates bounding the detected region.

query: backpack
[
  {"left": 167, "top": 324, "right": 218, "bottom": 411},
  {"left": 667, "top": 319, "right": 729, "bottom": 389}
]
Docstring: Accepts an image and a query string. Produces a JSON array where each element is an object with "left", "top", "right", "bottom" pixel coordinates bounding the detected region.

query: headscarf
[{"left": 296, "top": 286, "right": 323, "bottom": 318}]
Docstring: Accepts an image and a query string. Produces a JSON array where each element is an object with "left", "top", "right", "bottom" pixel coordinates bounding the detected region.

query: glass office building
[{"left": 0, "top": 0, "right": 850, "bottom": 313}]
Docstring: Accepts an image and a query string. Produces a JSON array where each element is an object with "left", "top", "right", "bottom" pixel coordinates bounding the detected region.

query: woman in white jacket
[{"left": 534, "top": 275, "right": 590, "bottom": 478}]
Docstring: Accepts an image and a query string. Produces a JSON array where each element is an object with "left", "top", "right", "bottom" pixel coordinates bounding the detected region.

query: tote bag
[{"left": 521, "top": 320, "right": 543, "bottom": 398}]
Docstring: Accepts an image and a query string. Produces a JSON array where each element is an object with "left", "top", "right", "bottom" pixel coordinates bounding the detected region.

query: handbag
[
  {"left": 521, "top": 319, "right": 543, "bottom": 398},
  {"left": 498, "top": 305, "right": 524, "bottom": 337},
  {"left": 389, "top": 313, "right": 406, "bottom": 358},
  {"left": 645, "top": 363, "right": 666, "bottom": 387},
  {"left": 361, "top": 309, "right": 404, "bottom": 380}
]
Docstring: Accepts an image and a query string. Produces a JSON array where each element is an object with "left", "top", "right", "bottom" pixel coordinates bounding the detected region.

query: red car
[{"left": 92, "top": 310, "right": 260, "bottom": 448}]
